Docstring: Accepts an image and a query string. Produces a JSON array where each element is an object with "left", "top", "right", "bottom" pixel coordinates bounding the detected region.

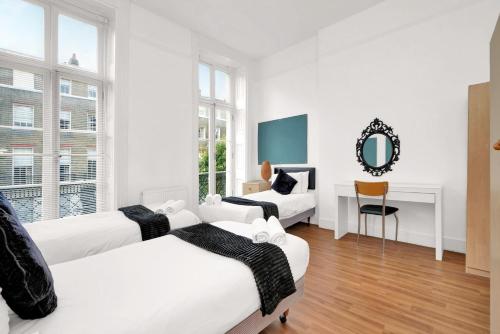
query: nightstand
[{"left": 242, "top": 180, "right": 271, "bottom": 195}]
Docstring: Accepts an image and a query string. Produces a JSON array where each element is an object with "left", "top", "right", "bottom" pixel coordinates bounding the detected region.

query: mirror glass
[{"left": 362, "top": 133, "right": 393, "bottom": 167}]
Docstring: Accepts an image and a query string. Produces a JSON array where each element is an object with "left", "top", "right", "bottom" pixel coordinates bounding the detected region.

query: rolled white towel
[
  {"left": 268, "top": 216, "right": 286, "bottom": 246},
  {"left": 205, "top": 194, "right": 214, "bottom": 206},
  {"left": 155, "top": 200, "right": 175, "bottom": 215},
  {"left": 251, "top": 218, "right": 270, "bottom": 243},
  {"left": 165, "top": 200, "right": 186, "bottom": 215},
  {"left": 213, "top": 194, "right": 222, "bottom": 205}
]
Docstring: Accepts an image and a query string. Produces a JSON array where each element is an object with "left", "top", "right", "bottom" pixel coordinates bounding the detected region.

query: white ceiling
[{"left": 132, "top": 0, "right": 384, "bottom": 59}]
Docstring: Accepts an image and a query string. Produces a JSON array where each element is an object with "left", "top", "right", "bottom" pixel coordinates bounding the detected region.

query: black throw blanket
[
  {"left": 170, "top": 223, "right": 296, "bottom": 316},
  {"left": 119, "top": 205, "right": 170, "bottom": 241},
  {"left": 222, "top": 196, "right": 279, "bottom": 220}
]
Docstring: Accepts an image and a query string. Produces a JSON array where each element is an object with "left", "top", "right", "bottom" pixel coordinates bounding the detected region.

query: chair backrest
[{"left": 354, "top": 181, "right": 388, "bottom": 196}]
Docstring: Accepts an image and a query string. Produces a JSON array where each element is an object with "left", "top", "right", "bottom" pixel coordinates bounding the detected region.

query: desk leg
[
  {"left": 435, "top": 191, "right": 443, "bottom": 261},
  {"left": 336, "top": 196, "right": 349, "bottom": 239}
]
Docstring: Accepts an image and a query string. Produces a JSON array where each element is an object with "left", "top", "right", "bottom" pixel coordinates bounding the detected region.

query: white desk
[{"left": 334, "top": 182, "right": 443, "bottom": 260}]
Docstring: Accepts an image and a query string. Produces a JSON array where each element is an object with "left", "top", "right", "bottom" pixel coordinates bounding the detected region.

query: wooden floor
[{"left": 262, "top": 224, "right": 490, "bottom": 334}]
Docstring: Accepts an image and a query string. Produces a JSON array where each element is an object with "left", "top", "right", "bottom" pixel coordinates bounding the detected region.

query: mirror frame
[{"left": 356, "top": 118, "right": 400, "bottom": 176}]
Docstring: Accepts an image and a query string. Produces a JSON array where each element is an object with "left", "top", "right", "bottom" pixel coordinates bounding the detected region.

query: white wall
[
  {"left": 252, "top": 0, "right": 500, "bottom": 252},
  {"left": 126, "top": 4, "right": 195, "bottom": 206},
  {"left": 103, "top": 1, "right": 254, "bottom": 210}
]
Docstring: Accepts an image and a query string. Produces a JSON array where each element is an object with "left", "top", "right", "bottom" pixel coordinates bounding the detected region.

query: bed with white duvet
[
  {"left": 200, "top": 167, "right": 316, "bottom": 227},
  {"left": 8, "top": 221, "right": 309, "bottom": 334},
  {"left": 24, "top": 204, "right": 200, "bottom": 266}
]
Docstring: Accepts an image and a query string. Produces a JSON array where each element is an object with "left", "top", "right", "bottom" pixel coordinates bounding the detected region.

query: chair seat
[{"left": 360, "top": 204, "right": 399, "bottom": 216}]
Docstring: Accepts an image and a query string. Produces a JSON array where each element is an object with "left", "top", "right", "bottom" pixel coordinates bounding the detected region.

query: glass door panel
[
  {"left": 198, "top": 104, "right": 210, "bottom": 202},
  {"left": 214, "top": 108, "right": 231, "bottom": 197},
  {"left": 0, "top": 66, "right": 44, "bottom": 223},
  {"left": 58, "top": 76, "right": 99, "bottom": 217}
]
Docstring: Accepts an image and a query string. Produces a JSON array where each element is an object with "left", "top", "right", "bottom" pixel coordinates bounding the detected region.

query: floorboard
[{"left": 261, "top": 224, "right": 490, "bottom": 334}]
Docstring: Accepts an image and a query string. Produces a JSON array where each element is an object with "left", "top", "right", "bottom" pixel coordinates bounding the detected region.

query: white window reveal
[{"left": 13, "top": 104, "right": 34, "bottom": 128}]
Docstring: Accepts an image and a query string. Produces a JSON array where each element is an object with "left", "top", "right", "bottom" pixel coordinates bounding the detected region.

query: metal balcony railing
[
  {"left": 199, "top": 171, "right": 226, "bottom": 203},
  {"left": 0, "top": 182, "right": 97, "bottom": 223}
]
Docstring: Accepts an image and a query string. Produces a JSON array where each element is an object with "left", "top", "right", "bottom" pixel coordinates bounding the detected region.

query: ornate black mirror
[{"left": 356, "top": 118, "right": 400, "bottom": 176}]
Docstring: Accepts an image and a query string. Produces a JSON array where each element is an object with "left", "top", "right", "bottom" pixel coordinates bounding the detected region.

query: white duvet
[
  {"left": 199, "top": 190, "right": 316, "bottom": 224},
  {"left": 9, "top": 221, "right": 309, "bottom": 334},
  {"left": 24, "top": 208, "right": 201, "bottom": 266}
]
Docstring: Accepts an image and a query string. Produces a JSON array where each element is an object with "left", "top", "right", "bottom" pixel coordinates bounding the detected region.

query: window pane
[
  {"left": 0, "top": 66, "right": 44, "bottom": 223},
  {"left": 198, "top": 105, "right": 209, "bottom": 202},
  {"left": 58, "top": 15, "right": 98, "bottom": 72},
  {"left": 199, "top": 64, "right": 210, "bottom": 98},
  {"left": 215, "top": 70, "right": 230, "bottom": 103},
  {"left": 59, "top": 77, "right": 98, "bottom": 218},
  {"left": 215, "top": 109, "right": 230, "bottom": 197},
  {"left": 0, "top": 0, "right": 44, "bottom": 59}
]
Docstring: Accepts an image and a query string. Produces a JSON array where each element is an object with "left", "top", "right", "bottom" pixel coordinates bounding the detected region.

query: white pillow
[
  {"left": 287, "top": 172, "right": 304, "bottom": 194},
  {"left": 0, "top": 291, "right": 9, "bottom": 334},
  {"left": 301, "top": 171, "right": 310, "bottom": 193}
]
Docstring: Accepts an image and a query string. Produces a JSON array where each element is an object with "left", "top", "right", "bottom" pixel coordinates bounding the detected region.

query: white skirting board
[{"left": 319, "top": 218, "right": 465, "bottom": 253}]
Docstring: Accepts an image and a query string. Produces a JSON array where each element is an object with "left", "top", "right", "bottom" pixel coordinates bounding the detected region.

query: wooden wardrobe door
[
  {"left": 490, "top": 16, "right": 500, "bottom": 334},
  {"left": 467, "top": 82, "right": 490, "bottom": 277}
]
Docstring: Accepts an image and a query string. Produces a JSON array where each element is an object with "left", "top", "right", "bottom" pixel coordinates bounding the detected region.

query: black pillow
[
  {"left": 0, "top": 192, "right": 57, "bottom": 319},
  {"left": 271, "top": 170, "right": 298, "bottom": 195}
]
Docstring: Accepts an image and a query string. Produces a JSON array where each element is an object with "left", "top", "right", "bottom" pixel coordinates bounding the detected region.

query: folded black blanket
[
  {"left": 170, "top": 223, "right": 296, "bottom": 316},
  {"left": 118, "top": 205, "right": 170, "bottom": 241},
  {"left": 222, "top": 196, "right": 279, "bottom": 220}
]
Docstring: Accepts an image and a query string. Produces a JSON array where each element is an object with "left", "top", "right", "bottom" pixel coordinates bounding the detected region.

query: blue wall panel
[{"left": 258, "top": 114, "right": 308, "bottom": 164}]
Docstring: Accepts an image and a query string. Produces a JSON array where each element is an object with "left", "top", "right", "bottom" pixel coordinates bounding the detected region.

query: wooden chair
[{"left": 354, "top": 181, "right": 399, "bottom": 252}]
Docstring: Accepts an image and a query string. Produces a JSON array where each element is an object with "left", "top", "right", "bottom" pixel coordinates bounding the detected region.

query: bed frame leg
[
  {"left": 279, "top": 309, "right": 289, "bottom": 324},
  {"left": 307, "top": 217, "right": 311, "bottom": 226}
]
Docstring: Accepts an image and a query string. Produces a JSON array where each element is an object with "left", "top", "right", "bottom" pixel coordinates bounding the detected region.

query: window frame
[
  {"left": 0, "top": 1, "right": 108, "bottom": 223},
  {"left": 12, "top": 103, "right": 35, "bottom": 129},
  {"left": 198, "top": 60, "right": 235, "bottom": 200},
  {"left": 0, "top": 0, "right": 107, "bottom": 81}
]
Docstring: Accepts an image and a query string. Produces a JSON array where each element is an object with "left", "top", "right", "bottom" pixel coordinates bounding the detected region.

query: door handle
[{"left": 494, "top": 140, "right": 500, "bottom": 151}]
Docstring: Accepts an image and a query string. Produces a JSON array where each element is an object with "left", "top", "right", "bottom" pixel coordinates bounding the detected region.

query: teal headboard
[{"left": 258, "top": 114, "right": 308, "bottom": 164}]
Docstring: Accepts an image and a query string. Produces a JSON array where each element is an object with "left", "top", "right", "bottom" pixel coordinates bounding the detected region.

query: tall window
[
  {"left": 0, "top": 0, "right": 106, "bottom": 223},
  {"left": 198, "top": 62, "right": 233, "bottom": 202}
]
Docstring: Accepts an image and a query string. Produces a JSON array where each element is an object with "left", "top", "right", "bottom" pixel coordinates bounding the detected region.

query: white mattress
[
  {"left": 24, "top": 208, "right": 201, "bottom": 266},
  {"left": 9, "top": 221, "right": 309, "bottom": 334},
  {"left": 199, "top": 190, "right": 316, "bottom": 224}
]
